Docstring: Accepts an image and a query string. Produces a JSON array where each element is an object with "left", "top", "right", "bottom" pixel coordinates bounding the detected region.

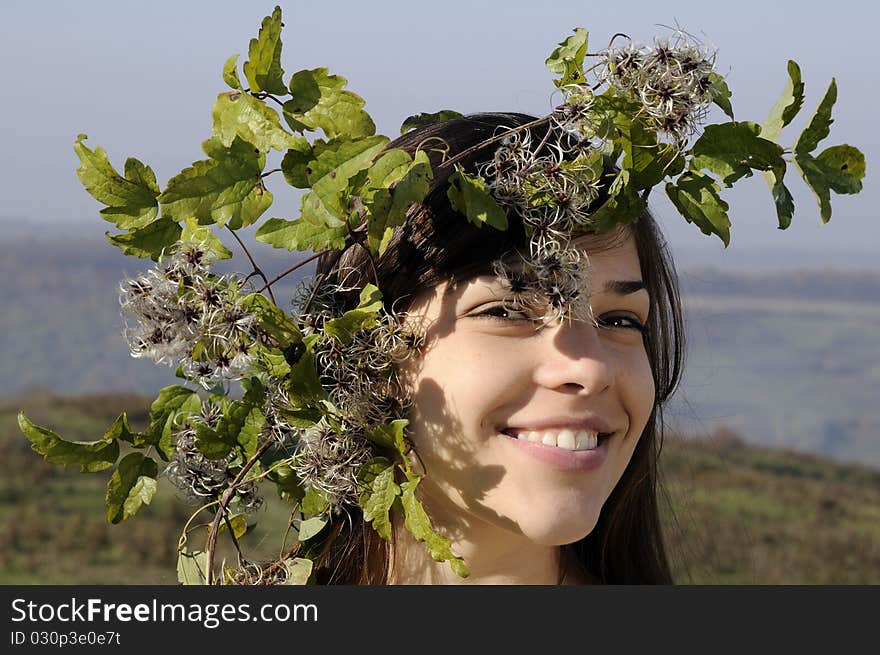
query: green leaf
[
  {"left": 237, "top": 406, "right": 266, "bottom": 460},
  {"left": 217, "top": 513, "right": 248, "bottom": 540},
  {"left": 815, "top": 144, "right": 866, "bottom": 194},
  {"left": 104, "top": 412, "right": 137, "bottom": 445},
  {"left": 280, "top": 141, "right": 315, "bottom": 188},
  {"left": 545, "top": 27, "right": 589, "bottom": 87},
  {"left": 400, "top": 110, "right": 463, "bottom": 134},
  {"left": 358, "top": 458, "right": 400, "bottom": 542},
  {"left": 690, "top": 121, "right": 786, "bottom": 187},
  {"left": 619, "top": 119, "right": 684, "bottom": 189},
  {"left": 366, "top": 150, "right": 432, "bottom": 256},
  {"left": 222, "top": 54, "right": 242, "bottom": 90},
  {"left": 367, "top": 149, "right": 415, "bottom": 188},
  {"left": 212, "top": 92, "right": 307, "bottom": 153},
  {"left": 254, "top": 212, "right": 349, "bottom": 252},
  {"left": 253, "top": 343, "right": 291, "bottom": 377},
  {"left": 708, "top": 73, "right": 734, "bottom": 120},
  {"left": 197, "top": 381, "right": 265, "bottom": 460},
  {"left": 281, "top": 558, "right": 313, "bottom": 585},
  {"left": 447, "top": 168, "right": 508, "bottom": 230},
  {"left": 74, "top": 135, "right": 159, "bottom": 230},
  {"left": 795, "top": 154, "right": 832, "bottom": 224},
  {"left": 139, "top": 385, "right": 199, "bottom": 461},
  {"left": 586, "top": 175, "right": 645, "bottom": 234},
  {"left": 287, "top": 336, "right": 327, "bottom": 406},
  {"left": 297, "top": 516, "right": 328, "bottom": 541},
  {"left": 105, "top": 452, "right": 158, "bottom": 524},
  {"left": 795, "top": 78, "right": 837, "bottom": 155},
  {"left": 761, "top": 173, "right": 796, "bottom": 229},
  {"left": 242, "top": 5, "right": 286, "bottom": 95},
  {"left": 284, "top": 67, "right": 376, "bottom": 138},
  {"left": 18, "top": 412, "right": 120, "bottom": 473},
  {"left": 323, "top": 283, "right": 383, "bottom": 345},
  {"left": 267, "top": 462, "right": 305, "bottom": 500},
  {"left": 762, "top": 60, "right": 804, "bottom": 142},
  {"left": 304, "top": 136, "right": 390, "bottom": 217},
  {"left": 665, "top": 172, "right": 731, "bottom": 246},
  {"left": 400, "top": 475, "right": 469, "bottom": 578},
  {"left": 105, "top": 216, "right": 182, "bottom": 262},
  {"left": 177, "top": 548, "right": 209, "bottom": 585},
  {"left": 240, "top": 292, "right": 302, "bottom": 347},
  {"left": 794, "top": 143, "right": 866, "bottom": 225},
  {"left": 159, "top": 137, "right": 272, "bottom": 230},
  {"left": 180, "top": 217, "right": 233, "bottom": 260},
  {"left": 301, "top": 485, "right": 330, "bottom": 516},
  {"left": 365, "top": 419, "right": 409, "bottom": 455}
]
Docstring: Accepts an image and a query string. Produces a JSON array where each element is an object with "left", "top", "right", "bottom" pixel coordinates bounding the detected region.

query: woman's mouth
[{"left": 500, "top": 427, "right": 613, "bottom": 451}]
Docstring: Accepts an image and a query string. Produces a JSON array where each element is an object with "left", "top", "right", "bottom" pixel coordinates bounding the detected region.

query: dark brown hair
[{"left": 310, "top": 113, "right": 684, "bottom": 584}]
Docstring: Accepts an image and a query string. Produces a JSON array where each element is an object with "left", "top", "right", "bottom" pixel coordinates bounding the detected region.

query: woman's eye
[
  {"left": 472, "top": 304, "right": 534, "bottom": 322},
  {"left": 597, "top": 314, "right": 646, "bottom": 333}
]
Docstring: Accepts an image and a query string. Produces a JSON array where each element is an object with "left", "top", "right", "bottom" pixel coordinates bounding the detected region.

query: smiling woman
[
  {"left": 310, "top": 113, "right": 684, "bottom": 584},
  {"left": 18, "top": 7, "right": 861, "bottom": 587}
]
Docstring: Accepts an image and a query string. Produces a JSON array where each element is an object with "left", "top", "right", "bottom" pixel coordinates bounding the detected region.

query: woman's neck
[{"left": 386, "top": 501, "right": 589, "bottom": 585}]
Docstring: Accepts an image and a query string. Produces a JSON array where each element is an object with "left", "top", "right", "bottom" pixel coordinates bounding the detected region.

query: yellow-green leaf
[
  {"left": 212, "top": 92, "right": 306, "bottom": 153},
  {"left": 281, "top": 557, "right": 313, "bottom": 585},
  {"left": 74, "top": 135, "right": 159, "bottom": 230},
  {"left": 400, "top": 475, "right": 468, "bottom": 578},
  {"left": 159, "top": 137, "right": 272, "bottom": 230},
  {"left": 284, "top": 67, "right": 375, "bottom": 138},
  {"left": 18, "top": 413, "right": 120, "bottom": 473},
  {"left": 545, "top": 27, "right": 589, "bottom": 87},
  {"left": 358, "top": 458, "right": 400, "bottom": 542},
  {"left": 447, "top": 167, "right": 508, "bottom": 230},
  {"left": 105, "top": 452, "right": 158, "bottom": 524},
  {"left": 222, "top": 54, "right": 242, "bottom": 90},
  {"left": 177, "top": 548, "right": 209, "bottom": 585},
  {"left": 762, "top": 60, "right": 804, "bottom": 142},
  {"left": 242, "top": 6, "right": 286, "bottom": 95},
  {"left": 105, "top": 216, "right": 182, "bottom": 262}
]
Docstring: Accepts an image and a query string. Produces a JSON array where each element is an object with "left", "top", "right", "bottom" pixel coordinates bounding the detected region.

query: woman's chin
[{"left": 516, "top": 505, "right": 603, "bottom": 546}]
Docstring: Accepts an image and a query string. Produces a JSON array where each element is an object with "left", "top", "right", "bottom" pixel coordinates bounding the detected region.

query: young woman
[{"left": 311, "top": 113, "right": 684, "bottom": 584}]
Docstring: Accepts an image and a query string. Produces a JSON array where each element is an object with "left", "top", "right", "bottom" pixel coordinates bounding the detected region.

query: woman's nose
[{"left": 531, "top": 320, "right": 614, "bottom": 396}]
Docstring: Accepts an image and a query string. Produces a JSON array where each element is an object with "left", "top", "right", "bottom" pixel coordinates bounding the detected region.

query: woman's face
[{"left": 399, "top": 232, "right": 655, "bottom": 547}]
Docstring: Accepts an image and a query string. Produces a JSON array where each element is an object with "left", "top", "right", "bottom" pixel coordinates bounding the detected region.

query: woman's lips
[{"left": 498, "top": 430, "right": 611, "bottom": 472}]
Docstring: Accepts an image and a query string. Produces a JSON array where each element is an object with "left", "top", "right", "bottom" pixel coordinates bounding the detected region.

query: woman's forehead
[{"left": 438, "top": 233, "right": 641, "bottom": 298}]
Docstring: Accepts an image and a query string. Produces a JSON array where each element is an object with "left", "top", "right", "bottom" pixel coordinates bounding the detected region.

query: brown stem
[
  {"left": 227, "top": 227, "right": 276, "bottom": 306},
  {"left": 222, "top": 512, "right": 246, "bottom": 564},
  {"left": 205, "top": 438, "right": 275, "bottom": 585},
  {"left": 261, "top": 168, "right": 282, "bottom": 179},
  {"left": 256, "top": 248, "right": 329, "bottom": 295}
]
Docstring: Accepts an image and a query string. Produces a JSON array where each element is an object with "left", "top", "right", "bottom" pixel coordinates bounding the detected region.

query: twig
[
  {"left": 227, "top": 227, "right": 276, "bottom": 306},
  {"left": 205, "top": 439, "right": 275, "bottom": 584},
  {"left": 256, "top": 249, "right": 329, "bottom": 294}
]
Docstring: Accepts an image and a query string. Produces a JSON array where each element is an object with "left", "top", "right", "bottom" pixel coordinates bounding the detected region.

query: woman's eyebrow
[{"left": 601, "top": 279, "right": 647, "bottom": 295}]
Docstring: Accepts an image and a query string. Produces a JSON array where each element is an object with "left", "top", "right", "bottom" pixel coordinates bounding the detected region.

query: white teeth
[
  {"left": 575, "top": 430, "right": 598, "bottom": 450},
  {"left": 556, "top": 429, "right": 576, "bottom": 450},
  {"left": 509, "top": 428, "right": 601, "bottom": 451}
]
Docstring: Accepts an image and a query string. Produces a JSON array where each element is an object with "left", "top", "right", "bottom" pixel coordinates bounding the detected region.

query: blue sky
[{"left": 1, "top": 0, "right": 874, "bottom": 264}]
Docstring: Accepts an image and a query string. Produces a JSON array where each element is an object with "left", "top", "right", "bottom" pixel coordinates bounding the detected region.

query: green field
[{"left": 2, "top": 392, "right": 878, "bottom": 584}]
